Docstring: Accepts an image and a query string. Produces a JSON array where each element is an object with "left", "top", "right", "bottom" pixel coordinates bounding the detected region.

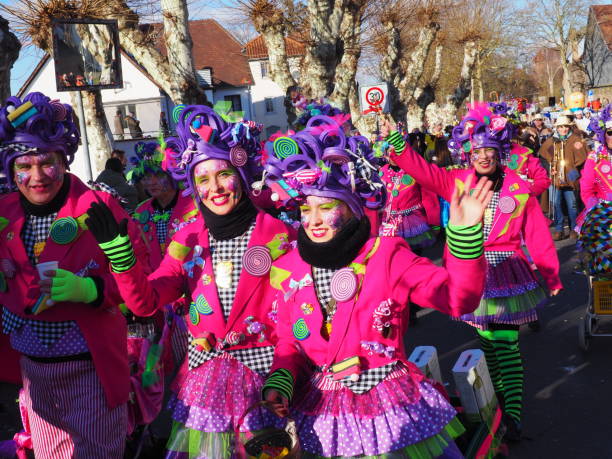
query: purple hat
[
  {"left": 126, "top": 141, "right": 165, "bottom": 183},
  {"left": 589, "top": 104, "right": 612, "bottom": 147},
  {"left": 448, "top": 103, "right": 516, "bottom": 165},
  {"left": 261, "top": 115, "right": 386, "bottom": 217},
  {"left": 0, "top": 92, "right": 79, "bottom": 185},
  {"left": 165, "top": 105, "right": 263, "bottom": 207}
]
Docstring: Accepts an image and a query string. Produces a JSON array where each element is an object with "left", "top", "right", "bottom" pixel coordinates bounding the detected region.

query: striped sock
[
  {"left": 491, "top": 331, "right": 523, "bottom": 423},
  {"left": 477, "top": 331, "right": 503, "bottom": 393}
]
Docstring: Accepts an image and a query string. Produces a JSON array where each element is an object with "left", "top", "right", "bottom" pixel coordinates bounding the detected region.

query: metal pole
[{"left": 76, "top": 91, "right": 93, "bottom": 182}]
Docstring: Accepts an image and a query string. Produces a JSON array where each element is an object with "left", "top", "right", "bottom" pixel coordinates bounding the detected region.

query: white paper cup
[
  {"left": 36, "top": 261, "right": 58, "bottom": 280},
  {"left": 36, "top": 261, "right": 58, "bottom": 306}
]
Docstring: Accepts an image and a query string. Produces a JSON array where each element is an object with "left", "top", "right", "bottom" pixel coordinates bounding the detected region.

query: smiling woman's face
[
  {"left": 193, "top": 159, "right": 242, "bottom": 215},
  {"left": 300, "top": 196, "right": 353, "bottom": 243}
]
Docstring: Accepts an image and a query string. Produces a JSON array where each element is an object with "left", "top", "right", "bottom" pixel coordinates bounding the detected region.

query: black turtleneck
[
  {"left": 20, "top": 175, "right": 71, "bottom": 217},
  {"left": 298, "top": 217, "right": 371, "bottom": 269},
  {"left": 200, "top": 193, "right": 258, "bottom": 240}
]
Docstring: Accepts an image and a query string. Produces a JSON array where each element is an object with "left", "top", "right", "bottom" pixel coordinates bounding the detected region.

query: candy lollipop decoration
[
  {"left": 273, "top": 137, "right": 299, "bottom": 159},
  {"left": 224, "top": 330, "right": 244, "bottom": 347},
  {"left": 172, "top": 104, "right": 186, "bottom": 124},
  {"left": 230, "top": 146, "right": 248, "bottom": 167},
  {"left": 50, "top": 100, "right": 67, "bottom": 121},
  {"left": 49, "top": 217, "right": 79, "bottom": 244},
  {"left": 189, "top": 302, "right": 200, "bottom": 325},
  {"left": 292, "top": 318, "right": 310, "bottom": 341},
  {"left": 242, "top": 246, "right": 273, "bottom": 276},
  {"left": 195, "top": 294, "right": 213, "bottom": 315},
  {"left": 498, "top": 196, "right": 517, "bottom": 214},
  {"left": 330, "top": 268, "right": 358, "bottom": 302}
]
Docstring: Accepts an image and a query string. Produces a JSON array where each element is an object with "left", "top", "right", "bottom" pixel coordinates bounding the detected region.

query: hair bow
[{"left": 183, "top": 245, "right": 205, "bottom": 277}]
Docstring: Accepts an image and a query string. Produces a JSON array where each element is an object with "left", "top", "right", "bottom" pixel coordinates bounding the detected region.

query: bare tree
[
  {"left": 2, "top": 0, "right": 206, "bottom": 172},
  {"left": 520, "top": 0, "right": 589, "bottom": 95},
  {"left": 0, "top": 15, "right": 21, "bottom": 102}
]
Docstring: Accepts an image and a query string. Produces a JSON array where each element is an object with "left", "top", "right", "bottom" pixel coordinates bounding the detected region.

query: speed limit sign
[{"left": 360, "top": 83, "right": 389, "bottom": 115}]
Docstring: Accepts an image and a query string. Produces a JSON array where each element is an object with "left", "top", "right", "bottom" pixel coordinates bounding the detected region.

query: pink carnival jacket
[
  {"left": 0, "top": 174, "right": 148, "bottom": 408},
  {"left": 393, "top": 145, "right": 562, "bottom": 291},
  {"left": 507, "top": 143, "right": 550, "bottom": 197},
  {"left": 113, "top": 212, "right": 295, "bottom": 352},
  {"left": 133, "top": 194, "right": 198, "bottom": 270},
  {"left": 269, "top": 237, "right": 485, "bottom": 381},
  {"left": 580, "top": 149, "right": 612, "bottom": 208}
]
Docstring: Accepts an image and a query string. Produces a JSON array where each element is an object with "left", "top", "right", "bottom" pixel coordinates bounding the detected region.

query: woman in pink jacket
[
  {"left": 383, "top": 104, "right": 562, "bottom": 442},
  {"left": 261, "top": 115, "right": 492, "bottom": 458},
  {"left": 576, "top": 104, "right": 612, "bottom": 232},
  {"left": 85, "top": 105, "right": 295, "bottom": 458}
]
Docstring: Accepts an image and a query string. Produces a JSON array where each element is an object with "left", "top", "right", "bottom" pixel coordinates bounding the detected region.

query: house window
[
  {"left": 260, "top": 61, "right": 269, "bottom": 78},
  {"left": 265, "top": 98, "right": 274, "bottom": 113},
  {"left": 118, "top": 104, "right": 136, "bottom": 129},
  {"left": 224, "top": 95, "right": 243, "bottom": 112}
]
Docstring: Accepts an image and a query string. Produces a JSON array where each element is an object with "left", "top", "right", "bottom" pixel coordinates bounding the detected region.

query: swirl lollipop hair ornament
[
  {"left": 261, "top": 113, "right": 386, "bottom": 217},
  {"left": 0, "top": 92, "right": 80, "bottom": 185}
]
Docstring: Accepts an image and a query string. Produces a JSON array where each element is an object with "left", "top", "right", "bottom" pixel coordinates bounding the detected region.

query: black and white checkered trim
[
  {"left": 208, "top": 220, "right": 255, "bottom": 319},
  {"left": 312, "top": 267, "right": 336, "bottom": 309},
  {"left": 186, "top": 330, "right": 275, "bottom": 375},
  {"left": 152, "top": 208, "right": 172, "bottom": 245},
  {"left": 483, "top": 190, "right": 513, "bottom": 266},
  {"left": 324, "top": 361, "right": 399, "bottom": 394},
  {"left": 22, "top": 212, "right": 57, "bottom": 266},
  {"left": 2, "top": 307, "right": 74, "bottom": 346}
]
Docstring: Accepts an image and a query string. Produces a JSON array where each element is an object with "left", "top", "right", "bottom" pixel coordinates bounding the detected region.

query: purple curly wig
[
  {"left": 262, "top": 115, "right": 386, "bottom": 217},
  {"left": 448, "top": 103, "right": 516, "bottom": 165},
  {"left": 0, "top": 92, "right": 79, "bottom": 185},
  {"left": 589, "top": 104, "right": 612, "bottom": 148},
  {"left": 165, "top": 105, "right": 263, "bottom": 208}
]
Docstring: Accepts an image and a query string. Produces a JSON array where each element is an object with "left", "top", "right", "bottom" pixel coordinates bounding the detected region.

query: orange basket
[{"left": 593, "top": 280, "right": 612, "bottom": 315}]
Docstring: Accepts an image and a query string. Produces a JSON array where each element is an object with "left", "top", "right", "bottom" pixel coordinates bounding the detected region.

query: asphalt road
[
  {"left": 0, "top": 234, "right": 608, "bottom": 458},
  {"left": 409, "top": 235, "right": 612, "bottom": 458}
]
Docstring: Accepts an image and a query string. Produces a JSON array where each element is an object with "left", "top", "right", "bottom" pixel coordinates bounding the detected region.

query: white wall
[
  {"left": 212, "top": 87, "right": 252, "bottom": 121},
  {"left": 248, "top": 57, "right": 301, "bottom": 133},
  {"left": 20, "top": 55, "right": 166, "bottom": 181}
]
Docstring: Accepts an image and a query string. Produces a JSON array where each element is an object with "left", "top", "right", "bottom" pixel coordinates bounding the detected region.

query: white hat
[
  {"left": 533, "top": 113, "right": 544, "bottom": 120},
  {"left": 554, "top": 115, "right": 574, "bottom": 127}
]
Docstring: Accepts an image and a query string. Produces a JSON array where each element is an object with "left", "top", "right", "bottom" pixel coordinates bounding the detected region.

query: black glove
[
  {"left": 86, "top": 201, "right": 135, "bottom": 273},
  {"left": 86, "top": 201, "right": 127, "bottom": 244}
]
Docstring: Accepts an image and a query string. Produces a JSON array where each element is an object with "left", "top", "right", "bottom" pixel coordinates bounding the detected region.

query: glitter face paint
[
  {"left": 300, "top": 196, "right": 352, "bottom": 243},
  {"left": 471, "top": 147, "right": 498, "bottom": 175},
  {"left": 13, "top": 152, "right": 66, "bottom": 205},
  {"left": 193, "top": 159, "right": 242, "bottom": 215}
]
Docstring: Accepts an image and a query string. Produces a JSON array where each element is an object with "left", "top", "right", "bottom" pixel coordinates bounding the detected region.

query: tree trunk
[
  {"left": 432, "top": 40, "right": 477, "bottom": 127},
  {"left": 329, "top": 2, "right": 363, "bottom": 112},
  {"left": 0, "top": 16, "right": 20, "bottom": 102},
  {"left": 258, "top": 26, "right": 297, "bottom": 94},
  {"left": 380, "top": 19, "right": 403, "bottom": 123},
  {"left": 160, "top": 0, "right": 204, "bottom": 104},
  {"left": 106, "top": 0, "right": 205, "bottom": 105},
  {"left": 71, "top": 90, "right": 114, "bottom": 175}
]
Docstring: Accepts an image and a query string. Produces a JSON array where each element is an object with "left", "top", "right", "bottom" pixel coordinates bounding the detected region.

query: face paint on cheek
[
  {"left": 323, "top": 208, "right": 346, "bottom": 229},
  {"left": 471, "top": 152, "right": 479, "bottom": 162},
  {"left": 43, "top": 165, "right": 62, "bottom": 182},
  {"left": 16, "top": 171, "right": 30, "bottom": 185},
  {"left": 301, "top": 214, "right": 310, "bottom": 229},
  {"left": 196, "top": 183, "right": 210, "bottom": 201}
]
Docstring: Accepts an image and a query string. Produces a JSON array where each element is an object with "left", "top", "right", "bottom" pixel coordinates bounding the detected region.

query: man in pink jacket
[{"left": 0, "top": 92, "right": 146, "bottom": 457}]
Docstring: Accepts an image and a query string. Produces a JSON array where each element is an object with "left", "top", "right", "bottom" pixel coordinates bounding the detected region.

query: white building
[
  {"left": 243, "top": 35, "right": 305, "bottom": 137},
  {"left": 17, "top": 20, "right": 261, "bottom": 180}
]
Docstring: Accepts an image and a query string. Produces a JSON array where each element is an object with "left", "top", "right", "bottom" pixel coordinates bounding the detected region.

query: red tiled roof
[
  {"left": 592, "top": 5, "right": 612, "bottom": 51},
  {"left": 145, "top": 19, "right": 253, "bottom": 87},
  {"left": 243, "top": 35, "right": 305, "bottom": 60}
]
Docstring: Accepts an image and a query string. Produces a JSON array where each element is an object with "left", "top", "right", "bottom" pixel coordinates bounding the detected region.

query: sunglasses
[{"left": 606, "top": 130, "right": 612, "bottom": 136}]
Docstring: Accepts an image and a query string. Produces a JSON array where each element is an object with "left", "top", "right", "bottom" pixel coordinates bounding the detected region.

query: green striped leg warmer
[
  {"left": 98, "top": 233, "right": 136, "bottom": 273},
  {"left": 476, "top": 330, "right": 503, "bottom": 394},
  {"left": 262, "top": 368, "right": 294, "bottom": 401},
  {"left": 479, "top": 329, "right": 523, "bottom": 423}
]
